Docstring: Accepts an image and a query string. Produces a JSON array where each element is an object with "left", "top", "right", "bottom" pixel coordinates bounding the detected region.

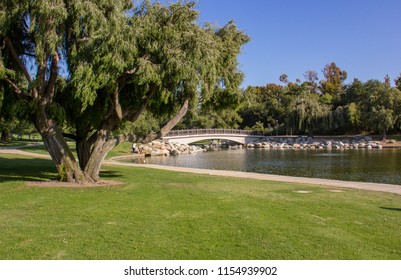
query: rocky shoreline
[
  {"left": 245, "top": 136, "right": 384, "bottom": 150},
  {"left": 136, "top": 140, "right": 205, "bottom": 157},
  {"left": 135, "top": 136, "right": 398, "bottom": 157}
]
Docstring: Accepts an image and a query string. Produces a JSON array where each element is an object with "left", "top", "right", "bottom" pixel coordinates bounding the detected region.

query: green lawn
[
  {"left": 0, "top": 154, "right": 400, "bottom": 260},
  {"left": 105, "top": 141, "right": 133, "bottom": 159}
]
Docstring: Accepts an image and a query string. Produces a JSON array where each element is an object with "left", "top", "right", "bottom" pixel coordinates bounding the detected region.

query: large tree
[
  {"left": 320, "top": 62, "right": 347, "bottom": 100},
  {"left": 0, "top": 0, "right": 249, "bottom": 182},
  {"left": 360, "top": 80, "right": 400, "bottom": 139}
]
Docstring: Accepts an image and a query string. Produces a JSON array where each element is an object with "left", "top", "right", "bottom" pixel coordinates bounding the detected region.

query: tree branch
[
  {"left": 4, "top": 37, "right": 32, "bottom": 84},
  {"left": 44, "top": 52, "right": 59, "bottom": 102},
  {"left": 124, "top": 84, "right": 157, "bottom": 123},
  {"left": 36, "top": 61, "right": 47, "bottom": 96},
  {"left": 22, "top": 51, "right": 36, "bottom": 58},
  {"left": 3, "top": 77, "right": 32, "bottom": 101},
  {"left": 159, "top": 97, "right": 190, "bottom": 137},
  {"left": 125, "top": 68, "right": 138, "bottom": 75},
  {"left": 141, "top": 97, "right": 190, "bottom": 143},
  {"left": 112, "top": 83, "right": 123, "bottom": 120},
  {"left": 3, "top": 36, "right": 39, "bottom": 98},
  {"left": 4, "top": 77, "right": 22, "bottom": 94},
  {"left": 62, "top": 133, "right": 78, "bottom": 141}
]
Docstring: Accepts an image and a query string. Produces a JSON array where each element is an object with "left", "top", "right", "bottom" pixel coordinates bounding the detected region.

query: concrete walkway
[
  {"left": 103, "top": 160, "right": 401, "bottom": 195},
  {"left": 0, "top": 146, "right": 51, "bottom": 159},
  {"left": 2, "top": 147, "right": 401, "bottom": 195}
]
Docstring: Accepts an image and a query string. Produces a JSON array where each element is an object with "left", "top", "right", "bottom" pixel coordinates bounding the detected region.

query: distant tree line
[{"left": 179, "top": 62, "right": 401, "bottom": 139}]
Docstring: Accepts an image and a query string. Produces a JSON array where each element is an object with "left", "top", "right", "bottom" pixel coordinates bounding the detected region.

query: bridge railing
[{"left": 165, "top": 129, "right": 263, "bottom": 137}]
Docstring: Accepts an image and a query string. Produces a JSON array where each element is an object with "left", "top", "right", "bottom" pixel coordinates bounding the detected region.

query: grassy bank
[{"left": 0, "top": 154, "right": 400, "bottom": 260}]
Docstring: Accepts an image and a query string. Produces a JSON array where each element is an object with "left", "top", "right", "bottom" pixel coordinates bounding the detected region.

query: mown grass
[
  {"left": 0, "top": 154, "right": 400, "bottom": 260},
  {"left": 105, "top": 141, "right": 133, "bottom": 159}
]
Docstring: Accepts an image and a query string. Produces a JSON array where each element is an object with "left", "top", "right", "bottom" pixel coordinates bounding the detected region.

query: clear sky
[{"left": 190, "top": 0, "right": 401, "bottom": 87}]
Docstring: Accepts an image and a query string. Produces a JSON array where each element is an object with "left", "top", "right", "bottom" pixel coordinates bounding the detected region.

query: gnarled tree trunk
[
  {"left": 84, "top": 130, "right": 118, "bottom": 181},
  {"left": 34, "top": 105, "right": 90, "bottom": 183},
  {"left": 79, "top": 98, "right": 191, "bottom": 181}
]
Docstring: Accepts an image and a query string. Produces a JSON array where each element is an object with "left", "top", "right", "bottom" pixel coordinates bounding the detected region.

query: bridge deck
[
  {"left": 165, "top": 129, "right": 262, "bottom": 137},
  {"left": 163, "top": 129, "right": 264, "bottom": 145}
]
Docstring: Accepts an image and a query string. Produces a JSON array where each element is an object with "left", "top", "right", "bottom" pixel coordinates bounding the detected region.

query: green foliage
[
  {"left": 56, "top": 0, "right": 249, "bottom": 136},
  {"left": 57, "top": 161, "right": 68, "bottom": 182},
  {"left": 395, "top": 74, "right": 401, "bottom": 91},
  {"left": 320, "top": 93, "right": 333, "bottom": 105},
  {"left": 240, "top": 84, "right": 285, "bottom": 132},
  {"left": 346, "top": 102, "right": 361, "bottom": 127},
  {"left": 48, "top": 103, "right": 66, "bottom": 125},
  {"left": 238, "top": 65, "right": 401, "bottom": 136},
  {"left": 115, "top": 112, "right": 160, "bottom": 136},
  {"left": 13, "top": 99, "right": 38, "bottom": 119}
]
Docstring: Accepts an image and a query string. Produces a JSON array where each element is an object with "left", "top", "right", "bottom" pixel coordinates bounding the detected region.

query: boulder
[{"left": 171, "top": 149, "right": 180, "bottom": 156}]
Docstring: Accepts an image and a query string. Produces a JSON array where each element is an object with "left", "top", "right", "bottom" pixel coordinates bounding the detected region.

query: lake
[{"left": 140, "top": 148, "right": 401, "bottom": 185}]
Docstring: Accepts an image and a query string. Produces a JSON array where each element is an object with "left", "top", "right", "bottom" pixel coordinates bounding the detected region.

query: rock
[
  {"left": 171, "top": 149, "right": 180, "bottom": 156},
  {"left": 161, "top": 149, "right": 170, "bottom": 155}
]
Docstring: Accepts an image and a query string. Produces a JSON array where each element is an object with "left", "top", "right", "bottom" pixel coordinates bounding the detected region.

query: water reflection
[{"left": 142, "top": 149, "right": 401, "bottom": 185}]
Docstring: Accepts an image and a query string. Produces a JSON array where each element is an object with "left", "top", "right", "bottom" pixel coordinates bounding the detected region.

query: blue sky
[{"left": 190, "top": 0, "right": 401, "bottom": 87}]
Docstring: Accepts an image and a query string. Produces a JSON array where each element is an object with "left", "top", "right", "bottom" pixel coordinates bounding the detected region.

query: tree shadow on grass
[
  {"left": 99, "top": 169, "right": 122, "bottom": 179},
  {"left": 0, "top": 155, "right": 124, "bottom": 184},
  {"left": 0, "top": 156, "right": 57, "bottom": 183},
  {"left": 380, "top": 207, "right": 401, "bottom": 212}
]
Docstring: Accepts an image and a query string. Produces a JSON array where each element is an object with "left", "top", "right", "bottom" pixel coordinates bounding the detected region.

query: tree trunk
[
  {"left": 34, "top": 107, "right": 90, "bottom": 183},
  {"left": 382, "top": 130, "right": 387, "bottom": 141},
  {"left": 77, "top": 98, "right": 191, "bottom": 181},
  {"left": 76, "top": 138, "right": 92, "bottom": 170},
  {"left": 1, "top": 129, "right": 10, "bottom": 143},
  {"left": 84, "top": 129, "right": 117, "bottom": 181}
]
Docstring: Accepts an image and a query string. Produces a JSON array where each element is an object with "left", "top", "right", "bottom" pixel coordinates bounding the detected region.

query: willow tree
[{"left": 0, "top": 0, "right": 249, "bottom": 182}]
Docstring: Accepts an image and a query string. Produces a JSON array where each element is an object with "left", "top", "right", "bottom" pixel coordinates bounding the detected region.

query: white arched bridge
[{"left": 163, "top": 129, "right": 264, "bottom": 145}]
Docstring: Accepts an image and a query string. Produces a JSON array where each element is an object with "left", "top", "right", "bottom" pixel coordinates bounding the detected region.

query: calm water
[{"left": 141, "top": 148, "right": 401, "bottom": 185}]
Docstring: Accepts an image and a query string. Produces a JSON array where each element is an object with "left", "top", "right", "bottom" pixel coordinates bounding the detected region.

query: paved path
[
  {"left": 104, "top": 160, "right": 401, "bottom": 195},
  {"left": 2, "top": 147, "right": 401, "bottom": 195},
  {"left": 0, "top": 146, "right": 51, "bottom": 159}
]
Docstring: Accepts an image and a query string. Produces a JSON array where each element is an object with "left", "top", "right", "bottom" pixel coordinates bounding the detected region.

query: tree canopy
[{"left": 239, "top": 64, "right": 401, "bottom": 137}]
